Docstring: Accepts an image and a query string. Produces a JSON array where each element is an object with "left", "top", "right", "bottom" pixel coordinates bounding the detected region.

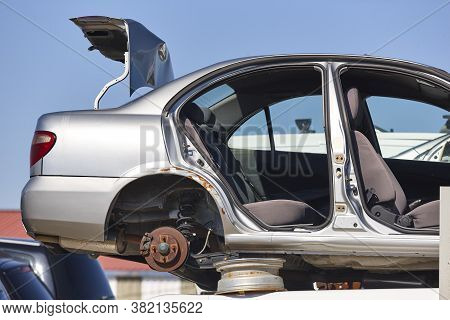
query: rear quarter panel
[{"left": 37, "top": 111, "right": 170, "bottom": 178}]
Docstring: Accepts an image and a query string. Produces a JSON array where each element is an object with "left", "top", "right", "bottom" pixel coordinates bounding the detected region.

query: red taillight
[{"left": 30, "top": 131, "right": 56, "bottom": 167}]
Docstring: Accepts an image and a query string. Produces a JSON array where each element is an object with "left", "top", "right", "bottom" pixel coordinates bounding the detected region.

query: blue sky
[{"left": 0, "top": 0, "right": 449, "bottom": 208}]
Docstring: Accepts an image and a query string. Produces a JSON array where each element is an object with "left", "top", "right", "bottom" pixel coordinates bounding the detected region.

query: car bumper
[{"left": 21, "top": 176, "right": 135, "bottom": 241}]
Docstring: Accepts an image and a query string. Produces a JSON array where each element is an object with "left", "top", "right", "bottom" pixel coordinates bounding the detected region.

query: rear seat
[{"left": 182, "top": 102, "right": 325, "bottom": 227}]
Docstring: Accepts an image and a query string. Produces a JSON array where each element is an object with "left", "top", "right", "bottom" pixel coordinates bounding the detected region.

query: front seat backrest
[{"left": 347, "top": 88, "right": 407, "bottom": 214}]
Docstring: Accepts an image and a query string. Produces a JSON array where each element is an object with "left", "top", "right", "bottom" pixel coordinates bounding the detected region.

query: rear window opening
[{"left": 179, "top": 66, "right": 331, "bottom": 230}]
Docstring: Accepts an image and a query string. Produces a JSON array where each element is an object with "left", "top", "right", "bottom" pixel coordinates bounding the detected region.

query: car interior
[
  {"left": 179, "top": 65, "right": 449, "bottom": 232},
  {"left": 179, "top": 67, "right": 331, "bottom": 228},
  {"left": 340, "top": 68, "right": 450, "bottom": 230}
]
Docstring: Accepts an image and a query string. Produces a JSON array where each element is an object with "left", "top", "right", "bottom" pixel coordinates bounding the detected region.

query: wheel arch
[{"left": 104, "top": 171, "right": 227, "bottom": 252}]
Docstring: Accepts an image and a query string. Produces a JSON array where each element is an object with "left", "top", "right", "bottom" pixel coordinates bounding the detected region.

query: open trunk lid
[{"left": 71, "top": 16, "right": 174, "bottom": 108}]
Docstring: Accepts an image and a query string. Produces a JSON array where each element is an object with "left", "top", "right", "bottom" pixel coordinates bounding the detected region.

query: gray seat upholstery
[
  {"left": 408, "top": 200, "right": 440, "bottom": 228},
  {"left": 183, "top": 103, "right": 324, "bottom": 226},
  {"left": 347, "top": 87, "right": 440, "bottom": 228}
]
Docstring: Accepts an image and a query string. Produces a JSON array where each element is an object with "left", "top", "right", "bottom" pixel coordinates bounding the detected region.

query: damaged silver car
[{"left": 21, "top": 16, "right": 450, "bottom": 292}]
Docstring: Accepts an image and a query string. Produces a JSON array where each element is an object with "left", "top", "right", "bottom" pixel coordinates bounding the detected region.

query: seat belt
[
  {"left": 239, "top": 168, "right": 265, "bottom": 201},
  {"left": 366, "top": 188, "right": 379, "bottom": 208},
  {"left": 195, "top": 122, "right": 265, "bottom": 203}
]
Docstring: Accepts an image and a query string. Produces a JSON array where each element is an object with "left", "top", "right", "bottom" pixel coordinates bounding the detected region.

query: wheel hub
[{"left": 140, "top": 227, "right": 189, "bottom": 272}]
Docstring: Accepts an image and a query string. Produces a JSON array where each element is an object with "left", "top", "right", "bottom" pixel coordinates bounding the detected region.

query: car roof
[{"left": 122, "top": 54, "right": 449, "bottom": 115}]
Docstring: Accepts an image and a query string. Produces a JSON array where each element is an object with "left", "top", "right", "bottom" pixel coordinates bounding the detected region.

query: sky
[{"left": 0, "top": 0, "right": 449, "bottom": 208}]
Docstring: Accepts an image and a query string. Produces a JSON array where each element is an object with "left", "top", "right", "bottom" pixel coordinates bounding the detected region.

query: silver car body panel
[
  {"left": 22, "top": 176, "right": 134, "bottom": 240},
  {"left": 21, "top": 54, "right": 449, "bottom": 265},
  {"left": 36, "top": 111, "right": 170, "bottom": 177}
]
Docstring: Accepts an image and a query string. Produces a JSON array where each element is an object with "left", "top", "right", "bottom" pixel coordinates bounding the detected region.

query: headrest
[
  {"left": 184, "top": 102, "right": 216, "bottom": 126},
  {"left": 346, "top": 87, "right": 360, "bottom": 122}
]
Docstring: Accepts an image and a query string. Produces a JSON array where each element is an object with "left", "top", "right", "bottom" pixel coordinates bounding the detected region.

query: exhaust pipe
[{"left": 35, "top": 235, "right": 119, "bottom": 254}]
